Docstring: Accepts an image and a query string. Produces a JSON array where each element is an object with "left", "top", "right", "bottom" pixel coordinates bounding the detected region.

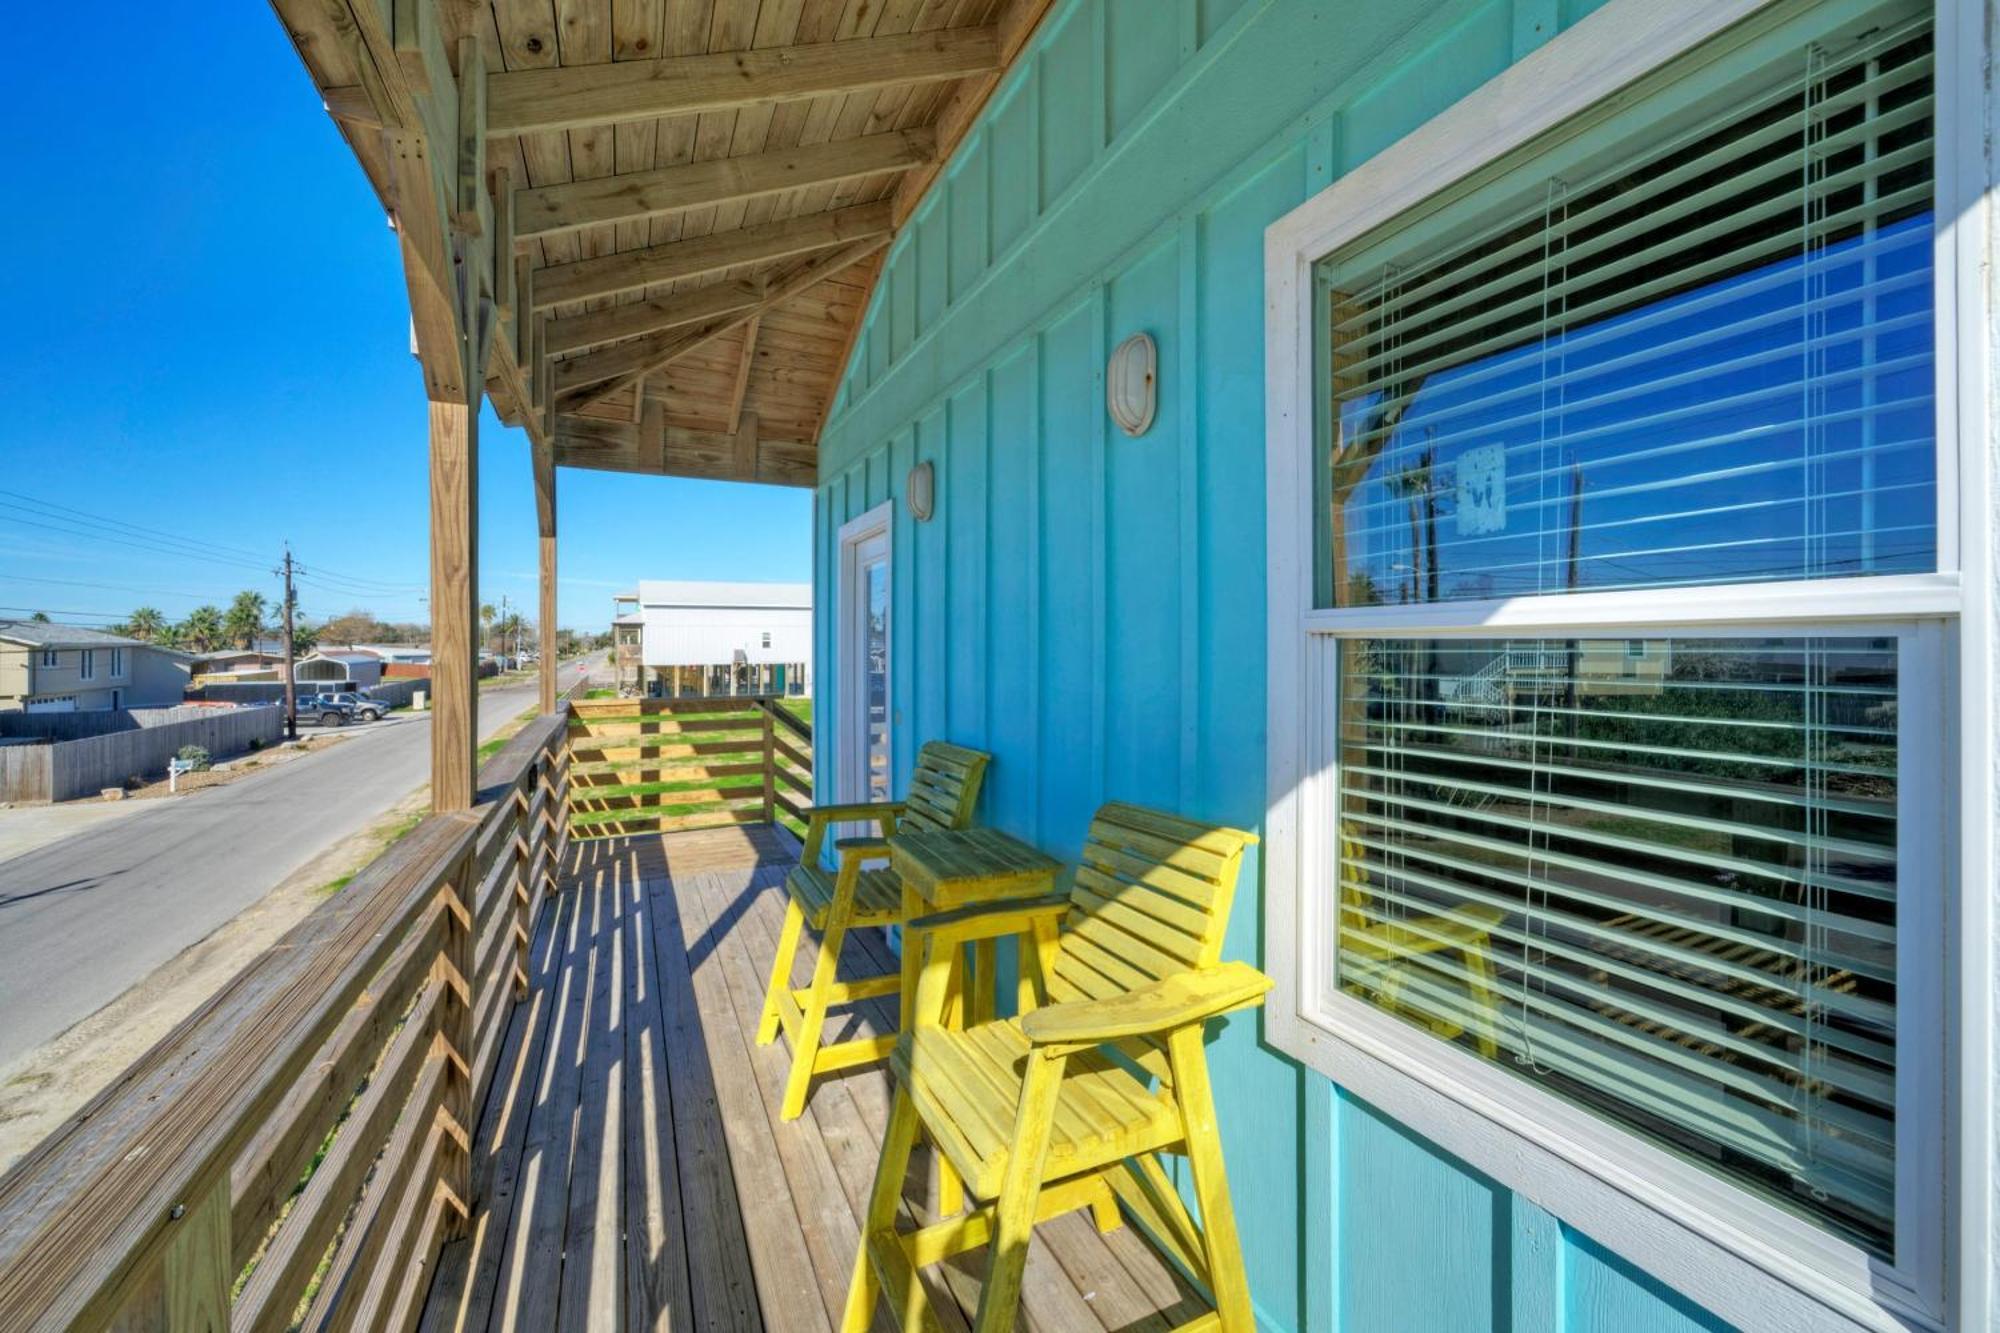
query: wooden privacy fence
[
  {"left": 0, "top": 712, "right": 571, "bottom": 1332},
  {"left": 566, "top": 694, "right": 812, "bottom": 840},
  {"left": 0, "top": 705, "right": 284, "bottom": 803}
]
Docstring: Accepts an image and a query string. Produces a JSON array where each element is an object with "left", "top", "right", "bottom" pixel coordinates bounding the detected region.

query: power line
[{"left": 0, "top": 487, "right": 274, "bottom": 564}]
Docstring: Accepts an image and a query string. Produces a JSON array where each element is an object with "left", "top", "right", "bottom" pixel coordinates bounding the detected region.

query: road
[{"left": 0, "top": 657, "right": 597, "bottom": 1069}]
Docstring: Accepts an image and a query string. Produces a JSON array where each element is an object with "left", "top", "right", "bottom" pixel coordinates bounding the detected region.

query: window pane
[
  {"left": 1329, "top": 635, "right": 1898, "bottom": 1254},
  {"left": 1316, "top": 19, "right": 1934, "bottom": 607}
]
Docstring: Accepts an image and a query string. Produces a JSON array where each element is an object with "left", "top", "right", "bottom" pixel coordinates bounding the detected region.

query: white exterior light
[
  {"left": 1106, "top": 332, "right": 1157, "bottom": 437},
  {"left": 907, "top": 461, "right": 936, "bottom": 522}
]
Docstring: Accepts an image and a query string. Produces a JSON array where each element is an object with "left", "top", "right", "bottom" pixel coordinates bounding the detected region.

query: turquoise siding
[{"left": 814, "top": 1, "right": 1729, "bottom": 1328}]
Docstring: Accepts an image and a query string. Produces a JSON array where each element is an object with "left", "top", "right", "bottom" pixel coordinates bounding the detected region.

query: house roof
[
  {"left": 265, "top": 2, "right": 1056, "bottom": 488},
  {"left": 302, "top": 652, "right": 382, "bottom": 667},
  {"left": 637, "top": 580, "right": 811, "bottom": 610},
  {"left": 0, "top": 621, "right": 150, "bottom": 651}
]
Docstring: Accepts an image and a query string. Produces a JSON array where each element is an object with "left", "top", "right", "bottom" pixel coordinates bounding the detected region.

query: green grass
[
  {"left": 477, "top": 706, "right": 541, "bottom": 761},
  {"left": 583, "top": 687, "right": 618, "bottom": 699}
]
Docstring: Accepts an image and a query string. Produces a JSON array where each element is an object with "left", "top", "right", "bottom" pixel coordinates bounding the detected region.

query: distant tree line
[{"left": 101, "top": 594, "right": 587, "bottom": 662}]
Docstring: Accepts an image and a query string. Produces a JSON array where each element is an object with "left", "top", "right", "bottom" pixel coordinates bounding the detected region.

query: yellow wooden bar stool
[
  {"left": 757, "top": 740, "right": 991, "bottom": 1120},
  {"left": 842, "top": 803, "right": 1267, "bottom": 1333}
]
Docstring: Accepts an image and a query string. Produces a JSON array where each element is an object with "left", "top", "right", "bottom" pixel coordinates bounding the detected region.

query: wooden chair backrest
[
  {"left": 1048, "top": 803, "right": 1258, "bottom": 1006},
  {"left": 895, "top": 741, "right": 991, "bottom": 834}
]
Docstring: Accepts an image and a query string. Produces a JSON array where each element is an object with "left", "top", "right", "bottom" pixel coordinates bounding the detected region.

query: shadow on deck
[{"left": 419, "top": 824, "right": 1207, "bottom": 1332}]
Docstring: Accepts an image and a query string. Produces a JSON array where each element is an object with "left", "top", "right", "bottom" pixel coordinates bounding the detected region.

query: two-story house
[{"left": 0, "top": 621, "right": 190, "bottom": 712}]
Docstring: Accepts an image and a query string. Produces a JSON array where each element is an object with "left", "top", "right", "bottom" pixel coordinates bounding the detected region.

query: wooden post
[
  {"left": 761, "top": 704, "right": 776, "bottom": 825},
  {"left": 434, "top": 845, "right": 475, "bottom": 1239},
  {"left": 534, "top": 435, "right": 558, "bottom": 716},
  {"left": 430, "top": 398, "right": 478, "bottom": 813}
]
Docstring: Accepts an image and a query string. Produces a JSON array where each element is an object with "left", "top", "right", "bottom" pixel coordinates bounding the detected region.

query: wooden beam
[
  {"left": 554, "top": 413, "right": 817, "bottom": 487},
  {"left": 532, "top": 202, "right": 892, "bottom": 309},
  {"left": 533, "top": 434, "right": 557, "bottom": 716},
  {"left": 486, "top": 28, "right": 999, "bottom": 136},
  {"left": 732, "top": 410, "right": 759, "bottom": 482},
  {"left": 543, "top": 278, "right": 765, "bottom": 356},
  {"left": 725, "top": 316, "right": 761, "bottom": 436},
  {"left": 430, "top": 397, "right": 478, "bottom": 813},
  {"left": 555, "top": 236, "right": 888, "bottom": 408},
  {"left": 893, "top": 0, "right": 1057, "bottom": 226},
  {"left": 452, "top": 35, "right": 485, "bottom": 233},
  {"left": 515, "top": 129, "right": 932, "bottom": 240}
]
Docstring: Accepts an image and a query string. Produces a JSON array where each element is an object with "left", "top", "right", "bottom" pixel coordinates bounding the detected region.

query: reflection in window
[
  {"left": 1331, "top": 636, "right": 1898, "bottom": 1253},
  {"left": 1317, "top": 25, "right": 1934, "bottom": 607}
]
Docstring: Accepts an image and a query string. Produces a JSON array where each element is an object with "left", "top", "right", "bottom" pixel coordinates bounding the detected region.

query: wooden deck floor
[{"left": 420, "top": 824, "right": 1207, "bottom": 1333}]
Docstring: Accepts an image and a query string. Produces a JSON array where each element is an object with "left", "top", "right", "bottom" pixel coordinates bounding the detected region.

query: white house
[{"left": 636, "top": 580, "right": 810, "bottom": 698}]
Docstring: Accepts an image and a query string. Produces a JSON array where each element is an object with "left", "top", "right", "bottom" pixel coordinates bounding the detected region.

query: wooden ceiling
[{"left": 270, "top": 0, "right": 1053, "bottom": 488}]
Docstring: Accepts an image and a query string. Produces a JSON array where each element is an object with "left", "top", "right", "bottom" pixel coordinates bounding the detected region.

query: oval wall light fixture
[
  {"left": 907, "top": 460, "right": 936, "bottom": 522},
  {"left": 1106, "top": 332, "right": 1157, "bottom": 437}
]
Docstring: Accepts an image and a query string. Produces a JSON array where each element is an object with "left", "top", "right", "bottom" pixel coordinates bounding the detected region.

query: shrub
[{"left": 177, "top": 744, "right": 212, "bottom": 772}]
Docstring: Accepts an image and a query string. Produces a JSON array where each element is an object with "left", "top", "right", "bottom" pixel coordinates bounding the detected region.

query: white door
[{"left": 838, "top": 504, "right": 893, "bottom": 805}]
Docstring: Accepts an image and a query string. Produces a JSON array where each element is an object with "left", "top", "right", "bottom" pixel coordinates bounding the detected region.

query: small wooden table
[{"left": 888, "top": 827, "right": 1062, "bottom": 1028}]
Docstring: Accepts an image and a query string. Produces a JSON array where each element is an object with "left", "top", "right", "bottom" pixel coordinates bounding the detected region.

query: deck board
[{"left": 422, "top": 824, "right": 1203, "bottom": 1331}]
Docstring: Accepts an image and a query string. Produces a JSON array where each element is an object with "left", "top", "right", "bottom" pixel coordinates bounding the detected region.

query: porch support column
[
  {"left": 534, "top": 435, "right": 558, "bottom": 715},
  {"left": 430, "top": 398, "right": 479, "bottom": 812}
]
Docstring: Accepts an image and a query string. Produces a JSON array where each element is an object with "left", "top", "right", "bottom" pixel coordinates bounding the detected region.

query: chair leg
[
  {"left": 757, "top": 897, "right": 806, "bottom": 1046},
  {"left": 782, "top": 919, "right": 847, "bottom": 1120},
  {"left": 1169, "top": 1027, "right": 1254, "bottom": 1333},
  {"left": 972, "top": 1049, "right": 1065, "bottom": 1333},
  {"left": 1463, "top": 935, "right": 1502, "bottom": 1060},
  {"left": 843, "top": 1084, "right": 922, "bottom": 1333}
]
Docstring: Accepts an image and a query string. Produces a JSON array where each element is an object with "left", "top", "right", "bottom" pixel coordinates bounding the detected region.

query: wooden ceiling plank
[
  {"left": 485, "top": 26, "right": 999, "bottom": 135},
  {"left": 515, "top": 127, "right": 934, "bottom": 238}
]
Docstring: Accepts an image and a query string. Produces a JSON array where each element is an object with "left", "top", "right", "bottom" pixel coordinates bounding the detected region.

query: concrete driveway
[{"left": 0, "top": 656, "right": 596, "bottom": 1069}]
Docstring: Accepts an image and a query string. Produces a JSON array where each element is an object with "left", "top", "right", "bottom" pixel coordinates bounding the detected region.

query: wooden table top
[{"left": 888, "top": 827, "right": 1063, "bottom": 908}]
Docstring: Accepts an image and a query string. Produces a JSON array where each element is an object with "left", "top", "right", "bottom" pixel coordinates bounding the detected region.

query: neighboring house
[
  {"left": 292, "top": 651, "right": 384, "bottom": 691},
  {"left": 340, "top": 644, "right": 433, "bottom": 664},
  {"left": 611, "top": 591, "right": 642, "bottom": 694},
  {"left": 188, "top": 649, "right": 288, "bottom": 684},
  {"left": 0, "top": 622, "right": 191, "bottom": 711},
  {"left": 637, "top": 581, "right": 809, "bottom": 697}
]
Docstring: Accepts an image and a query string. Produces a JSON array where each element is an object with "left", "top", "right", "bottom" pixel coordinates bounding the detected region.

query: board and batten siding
[{"left": 813, "top": 1, "right": 1752, "bottom": 1329}]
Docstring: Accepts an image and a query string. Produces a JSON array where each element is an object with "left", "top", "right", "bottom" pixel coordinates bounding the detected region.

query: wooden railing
[
  {"left": 566, "top": 694, "right": 813, "bottom": 840},
  {"left": 0, "top": 711, "right": 572, "bottom": 1332}
]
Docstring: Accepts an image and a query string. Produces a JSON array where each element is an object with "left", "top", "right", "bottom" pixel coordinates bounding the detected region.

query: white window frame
[
  {"left": 38, "top": 649, "right": 57, "bottom": 669},
  {"left": 836, "top": 501, "right": 894, "bottom": 807},
  {"left": 79, "top": 649, "right": 95, "bottom": 682},
  {"left": 1262, "top": 1, "right": 1994, "bottom": 1328},
  {"left": 110, "top": 648, "right": 125, "bottom": 678}
]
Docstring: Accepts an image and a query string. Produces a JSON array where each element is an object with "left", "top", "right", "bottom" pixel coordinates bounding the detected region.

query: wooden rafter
[
  {"left": 515, "top": 130, "right": 934, "bottom": 240},
  {"left": 485, "top": 28, "right": 1000, "bottom": 136},
  {"left": 544, "top": 279, "right": 766, "bottom": 357},
  {"left": 554, "top": 237, "right": 888, "bottom": 410},
  {"left": 725, "top": 316, "right": 762, "bottom": 437},
  {"left": 532, "top": 202, "right": 893, "bottom": 309},
  {"left": 553, "top": 412, "right": 816, "bottom": 487}
]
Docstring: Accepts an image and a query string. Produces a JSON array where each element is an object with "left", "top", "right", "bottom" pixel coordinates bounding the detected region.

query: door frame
[{"left": 836, "top": 501, "right": 894, "bottom": 805}]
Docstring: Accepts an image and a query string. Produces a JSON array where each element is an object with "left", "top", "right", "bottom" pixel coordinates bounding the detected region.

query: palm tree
[
  {"left": 124, "top": 606, "right": 168, "bottom": 641},
  {"left": 480, "top": 602, "right": 497, "bottom": 652},
  {"left": 179, "top": 605, "right": 225, "bottom": 653},
  {"left": 291, "top": 621, "right": 321, "bottom": 655},
  {"left": 28, "top": 611, "right": 49, "bottom": 623},
  {"left": 224, "top": 590, "right": 268, "bottom": 650}
]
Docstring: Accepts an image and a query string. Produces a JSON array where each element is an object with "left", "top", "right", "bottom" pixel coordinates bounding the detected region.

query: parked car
[
  {"left": 321, "top": 691, "right": 388, "bottom": 722},
  {"left": 289, "top": 695, "right": 356, "bottom": 726}
]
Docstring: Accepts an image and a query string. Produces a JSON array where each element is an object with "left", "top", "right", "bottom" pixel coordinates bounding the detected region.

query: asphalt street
[{"left": 0, "top": 657, "right": 596, "bottom": 1068}]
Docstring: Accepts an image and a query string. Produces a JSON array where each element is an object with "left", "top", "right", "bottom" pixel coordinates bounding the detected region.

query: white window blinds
[
  {"left": 1317, "top": 14, "right": 1935, "bottom": 608},
  {"left": 1332, "top": 635, "right": 1898, "bottom": 1252}
]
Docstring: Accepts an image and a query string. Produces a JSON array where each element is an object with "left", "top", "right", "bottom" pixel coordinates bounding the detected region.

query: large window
[{"left": 1266, "top": 1, "right": 1968, "bottom": 1326}]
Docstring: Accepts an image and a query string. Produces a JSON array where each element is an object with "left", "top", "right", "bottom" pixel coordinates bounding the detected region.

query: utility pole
[{"left": 279, "top": 543, "right": 299, "bottom": 741}]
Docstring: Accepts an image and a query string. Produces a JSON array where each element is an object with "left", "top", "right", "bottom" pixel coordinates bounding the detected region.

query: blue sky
[{"left": 0, "top": 8, "right": 811, "bottom": 636}]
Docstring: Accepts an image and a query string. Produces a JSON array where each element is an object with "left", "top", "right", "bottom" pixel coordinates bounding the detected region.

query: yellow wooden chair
[
  {"left": 843, "top": 803, "right": 1267, "bottom": 1333},
  {"left": 758, "top": 740, "right": 991, "bottom": 1119},
  {"left": 1337, "top": 826, "right": 1502, "bottom": 1057}
]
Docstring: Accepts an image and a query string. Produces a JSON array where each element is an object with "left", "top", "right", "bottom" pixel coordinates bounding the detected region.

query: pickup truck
[
  {"left": 320, "top": 691, "right": 389, "bottom": 722},
  {"left": 289, "top": 695, "right": 356, "bottom": 727}
]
